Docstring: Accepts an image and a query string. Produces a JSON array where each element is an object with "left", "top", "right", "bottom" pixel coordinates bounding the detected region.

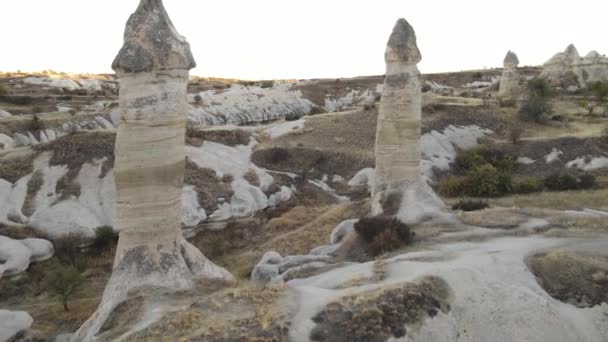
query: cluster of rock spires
[{"left": 540, "top": 44, "right": 608, "bottom": 89}]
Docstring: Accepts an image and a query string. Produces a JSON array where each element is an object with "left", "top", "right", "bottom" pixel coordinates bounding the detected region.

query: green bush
[
  {"left": 47, "top": 264, "right": 83, "bottom": 312},
  {"left": 465, "top": 164, "right": 512, "bottom": 197},
  {"left": 527, "top": 79, "right": 553, "bottom": 98},
  {"left": 53, "top": 233, "right": 84, "bottom": 267},
  {"left": 91, "top": 226, "right": 118, "bottom": 253},
  {"left": 578, "top": 173, "right": 597, "bottom": 190},
  {"left": 544, "top": 172, "right": 577, "bottom": 191},
  {"left": 32, "top": 105, "right": 43, "bottom": 114},
  {"left": 590, "top": 81, "right": 608, "bottom": 102},
  {"left": 519, "top": 94, "right": 551, "bottom": 122},
  {"left": 354, "top": 216, "right": 412, "bottom": 257},
  {"left": 454, "top": 147, "right": 516, "bottom": 173},
  {"left": 512, "top": 177, "right": 544, "bottom": 194},
  {"left": 29, "top": 114, "right": 45, "bottom": 131}
]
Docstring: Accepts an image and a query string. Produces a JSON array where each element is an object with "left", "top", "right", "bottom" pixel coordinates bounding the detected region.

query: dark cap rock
[
  {"left": 385, "top": 18, "right": 421, "bottom": 64},
  {"left": 112, "top": 0, "right": 196, "bottom": 73},
  {"left": 504, "top": 51, "right": 519, "bottom": 68}
]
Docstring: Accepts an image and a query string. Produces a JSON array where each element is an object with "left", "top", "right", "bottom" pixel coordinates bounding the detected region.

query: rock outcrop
[
  {"left": 540, "top": 44, "right": 608, "bottom": 89},
  {"left": 498, "top": 51, "right": 522, "bottom": 97},
  {"left": 371, "top": 19, "right": 446, "bottom": 224},
  {"left": 74, "top": 1, "right": 233, "bottom": 340},
  {"left": 0, "top": 310, "right": 33, "bottom": 342}
]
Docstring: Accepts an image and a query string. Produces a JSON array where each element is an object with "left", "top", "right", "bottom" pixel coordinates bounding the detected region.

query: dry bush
[
  {"left": 0, "top": 153, "right": 36, "bottom": 183},
  {"left": 354, "top": 216, "right": 412, "bottom": 256},
  {"left": 310, "top": 277, "right": 451, "bottom": 341}
]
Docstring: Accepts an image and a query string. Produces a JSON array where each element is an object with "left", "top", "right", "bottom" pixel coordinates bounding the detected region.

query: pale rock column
[
  {"left": 372, "top": 19, "right": 446, "bottom": 224},
  {"left": 74, "top": 1, "right": 233, "bottom": 340},
  {"left": 498, "top": 51, "right": 521, "bottom": 98}
]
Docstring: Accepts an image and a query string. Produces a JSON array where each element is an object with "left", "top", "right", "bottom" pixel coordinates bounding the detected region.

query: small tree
[
  {"left": 47, "top": 265, "right": 83, "bottom": 312},
  {"left": 590, "top": 81, "right": 608, "bottom": 102},
  {"left": 53, "top": 233, "right": 84, "bottom": 267}
]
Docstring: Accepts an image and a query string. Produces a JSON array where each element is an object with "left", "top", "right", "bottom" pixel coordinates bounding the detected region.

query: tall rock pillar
[
  {"left": 498, "top": 51, "right": 521, "bottom": 97},
  {"left": 74, "top": 1, "right": 233, "bottom": 340},
  {"left": 372, "top": 19, "right": 445, "bottom": 224}
]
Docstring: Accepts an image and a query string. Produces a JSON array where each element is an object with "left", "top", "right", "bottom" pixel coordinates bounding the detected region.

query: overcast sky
[{"left": 1, "top": 0, "right": 607, "bottom": 80}]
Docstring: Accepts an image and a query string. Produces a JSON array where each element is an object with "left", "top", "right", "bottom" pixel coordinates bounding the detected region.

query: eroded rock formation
[
  {"left": 371, "top": 18, "right": 445, "bottom": 224},
  {"left": 540, "top": 44, "right": 608, "bottom": 89},
  {"left": 74, "top": 1, "right": 233, "bottom": 340},
  {"left": 498, "top": 51, "right": 522, "bottom": 98}
]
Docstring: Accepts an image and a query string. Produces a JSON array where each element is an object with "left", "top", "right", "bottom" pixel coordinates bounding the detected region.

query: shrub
[
  {"left": 512, "top": 177, "right": 544, "bottom": 194},
  {"left": 32, "top": 105, "right": 43, "bottom": 114},
  {"left": 194, "top": 94, "right": 202, "bottom": 104},
  {"left": 527, "top": 79, "right": 553, "bottom": 98},
  {"left": 509, "top": 126, "right": 523, "bottom": 145},
  {"left": 91, "top": 226, "right": 118, "bottom": 254},
  {"left": 499, "top": 98, "right": 517, "bottom": 108},
  {"left": 465, "top": 164, "right": 512, "bottom": 197},
  {"left": 47, "top": 265, "right": 83, "bottom": 311},
  {"left": 53, "top": 233, "right": 85, "bottom": 267},
  {"left": 29, "top": 114, "right": 45, "bottom": 131},
  {"left": 260, "top": 80, "right": 274, "bottom": 89},
  {"left": 438, "top": 175, "right": 468, "bottom": 197},
  {"left": 454, "top": 147, "right": 516, "bottom": 173},
  {"left": 421, "top": 84, "right": 432, "bottom": 93},
  {"left": 590, "top": 81, "right": 608, "bottom": 102},
  {"left": 452, "top": 200, "right": 489, "bottom": 212},
  {"left": 544, "top": 172, "right": 579, "bottom": 191},
  {"left": 363, "top": 103, "right": 376, "bottom": 111},
  {"left": 578, "top": 173, "right": 597, "bottom": 190},
  {"left": 0, "top": 85, "right": 7, "bottom": 96},
  {"left": 519, "top": 94, "right": 551, "bottom": 122},
  {"left": 354, "top": 216, "right": 412, "bottom": 256},
  {"left": 472, "top": 72, "right": 483, "bottom": 80},
  {"left": 308, "top": 106, "right": 325, "bottom": 115},
  {"left": 285, "top": 112, "right": 304, "bottom": 121}
]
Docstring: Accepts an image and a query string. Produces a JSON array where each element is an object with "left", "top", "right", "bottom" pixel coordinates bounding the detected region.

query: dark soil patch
[
  {"left": 252, "top": 147, "right": 373, "bottom": 180},
  {"left": 310, "top": 276, "right": 451, "bottom": 342},
  {"left": 22, "top": 170, "right": 44, "bottom": 217},
  {"left": 0, "top": 223, "right": 46, "bottom": 240},
  {"left": 527, "top": 250, "right": 608, "bottom": 308},
  {"left": 184, "top": 159, "right": 233, "bottom": 213},
  {"left": 295, "top": 76, "right": 383, "bottom": 107},
  {"left": 187, "top": 128, "right": 251, "bottom": 147},
  {"left": 422, "top": 104, "right": 511, "bottom": 134},
  {"left": 34, "top": 131, "right": 116, "bottom": 177},
  {"left": 0, "top": 153, "right": 36, "bottom": 183}
]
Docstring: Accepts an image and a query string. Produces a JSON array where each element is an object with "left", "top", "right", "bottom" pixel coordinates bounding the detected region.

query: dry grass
[
  {"left": 0, "top": 150, "right": 36, "bottom": 183},
  {"left": 260, "top": 110, "right": 376, "bottom": 159},
  {"left": 488, "top": 188, "right": 608, "bottom": 211},
  {"left": 527, "top": 249, "right": 608, "bottom": 307}
]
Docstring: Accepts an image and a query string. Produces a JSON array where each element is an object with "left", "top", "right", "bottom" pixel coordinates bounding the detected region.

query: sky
[{"left": 1, "top": 0, "right": 607, "bottom": 80}]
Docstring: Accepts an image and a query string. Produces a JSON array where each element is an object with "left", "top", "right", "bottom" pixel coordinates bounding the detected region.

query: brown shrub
[
  {"left": 354, "top": 216, "right": 412, "bottom": 256},
  {"left": 0, "top": 153, "right": 36, "bottom": 183},
  {"left": 22, "top": 170, "right": 44, "bottom": 217}
]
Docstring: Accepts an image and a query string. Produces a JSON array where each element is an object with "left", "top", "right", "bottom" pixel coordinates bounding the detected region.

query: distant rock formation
[
  {"left": 74, "top": 1, "right": 233, "bottom": 340},
  {"left": 540, "top": 44, "right": 608, "bottom": 89},
  {"left": 372, "top": 19, "right": 446, "bottom": 224},
  {"left": 498, "top": 51, "right": 522, "bottom": 97}
]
